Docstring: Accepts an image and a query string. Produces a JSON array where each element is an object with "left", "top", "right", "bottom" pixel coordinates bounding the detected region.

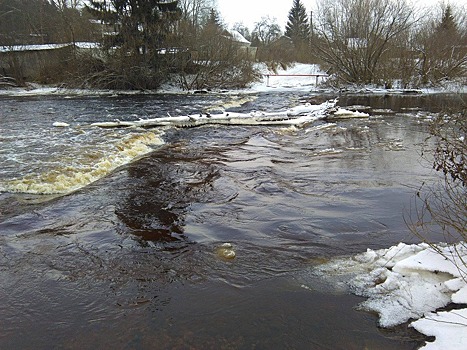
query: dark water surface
[{"left": 1, "top": 91, "right": 462, "bottom": 349}]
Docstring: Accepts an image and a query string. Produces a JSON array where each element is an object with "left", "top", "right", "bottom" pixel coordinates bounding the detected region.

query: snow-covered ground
[
  {"left": 248, "top": 63, "right": 330, "bottom": 92},
  {"left": 1, "top": 62, "right": 465, "bottom": 95},
  {"left": 313, "top": 242, "right": 467, "bottom": 349}
]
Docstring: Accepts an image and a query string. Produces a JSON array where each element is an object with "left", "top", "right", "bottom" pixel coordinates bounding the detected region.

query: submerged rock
[{"left": 216, "top": 243, "right": 236, "bottom": 260}]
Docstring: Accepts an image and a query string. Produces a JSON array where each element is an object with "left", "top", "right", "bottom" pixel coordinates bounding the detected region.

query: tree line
[{"left": 0, "top": 0, "right": 466, "bottom": 89}]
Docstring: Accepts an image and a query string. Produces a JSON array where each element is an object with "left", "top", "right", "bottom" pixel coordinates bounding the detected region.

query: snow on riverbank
[
  {"left": 313, "top": 242, "right": 467, "bottom": 349},
  {"left": 1, "top": 62, "right": 464, "bottom": 96},
  {"left": 248, "top": 63, "right": 329, "bottom": 92}
]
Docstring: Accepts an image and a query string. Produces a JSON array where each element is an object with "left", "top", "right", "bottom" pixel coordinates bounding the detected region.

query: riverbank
[{"left": 1, "top": 62, "right": 466, "bottom": 97}]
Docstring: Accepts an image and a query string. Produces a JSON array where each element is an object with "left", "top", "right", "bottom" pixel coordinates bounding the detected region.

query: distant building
[
  {"left": 156, "top": 0, "right": 180, "bottom": 12},
  {"left": 223, "top": 29, "right": 257, "bottom": 60},
  {"left": 0, "top": 43, "right": 99, "bottom": 82}
]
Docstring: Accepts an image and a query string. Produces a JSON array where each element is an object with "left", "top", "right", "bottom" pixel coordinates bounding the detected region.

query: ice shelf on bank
[{"left": 313, "top": 242, "right": 467, "bottom": 349}]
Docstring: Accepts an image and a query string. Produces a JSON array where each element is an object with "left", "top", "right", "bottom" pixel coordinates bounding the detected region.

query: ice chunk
[
  {"left": 452, "top": 284, "right": 467, "bottom": 304},
  {"left": 357, "top": 269, "right": 451, "bottom": 327},
  {"left": 313, "top": 242, "right": 467, "bottom": 328},
  {"left": 52, "top": 121, "right": 70, "bottom": 127},
  {"left": 327, "top": 108, "right": 369, "bottom": 119},
  {"left": 393, "top": 245, "right": 467, "bottom": 278}
]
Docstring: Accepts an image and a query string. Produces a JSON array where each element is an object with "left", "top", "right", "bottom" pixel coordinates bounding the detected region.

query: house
[
  {"left": 223, "top": 29, "right": 257, "bottom": 60},
  {"left": 0, "top": 42, "right": 99, "bottom": 82},
  {"left": 156, "top": 0, "right": 180, "bottom": 12}
]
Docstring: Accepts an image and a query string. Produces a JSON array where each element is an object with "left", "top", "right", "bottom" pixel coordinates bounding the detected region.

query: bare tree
[
  {"left": 312, "top": 0, "right": 415, "bottom": 85},
  {"left": 179, "top": 0, "right": 216, "bottom": 28},
  {"left": 251, "top": 16, "right": 293, "bottom": 64},
  {"left": 251, "top": 16, "right": 281, "bottom": 47},
  {"left": 50, "top": 0, "right": 83, "bottom": 10},
  {"left": 176, "top": 9, "right": 260, "bottom": 90},
  {"left": 407, "top": 101, "right": 467, "bottom": 271}
]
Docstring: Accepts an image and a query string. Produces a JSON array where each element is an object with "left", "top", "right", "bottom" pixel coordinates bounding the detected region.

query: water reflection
[
  {"left": 114, "top": 144, "right": 222, "bottom": 247},
  {"left": 338, "top": 93, "right": 466, "bottom": 113}
]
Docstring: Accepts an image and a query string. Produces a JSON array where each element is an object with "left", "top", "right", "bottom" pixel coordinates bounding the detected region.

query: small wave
[
  {"left": 313, "top": 148, "right": 343, "bottom": 156},
  {"left": 2, "top": 132, "right": 164, "bottom": 195},
  {"left": 206, "top": 95, "right": 257, "bottom": 113}
]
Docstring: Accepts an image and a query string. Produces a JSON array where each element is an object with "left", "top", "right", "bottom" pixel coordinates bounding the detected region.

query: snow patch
[{"left": 411, "top": 309, "right": 467, "bottom": 350}]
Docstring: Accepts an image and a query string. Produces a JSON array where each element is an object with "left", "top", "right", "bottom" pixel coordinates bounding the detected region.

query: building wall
[{"left": 0, "top": 45, "right": 74, "bottom": 82}]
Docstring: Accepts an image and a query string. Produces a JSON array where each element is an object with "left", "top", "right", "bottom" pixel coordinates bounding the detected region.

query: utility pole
[
  {"left": 309, "top": 10, "right": 313, "bottom": 46},
  {"left": 310, "top": 11, "right": 313, "bottom": 37}
]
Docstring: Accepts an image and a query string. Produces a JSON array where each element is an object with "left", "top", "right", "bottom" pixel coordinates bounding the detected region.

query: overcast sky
[
  {"left": 216, "top": 0, "right": 464, "bottom": 30},
  {"left": 217, "top": 0, "right": 315, "bottom": 30}
]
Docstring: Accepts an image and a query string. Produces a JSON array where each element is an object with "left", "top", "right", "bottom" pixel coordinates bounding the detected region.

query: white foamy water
[
  {"left": 0, "top": 96, "right": 340, "bottom": 196},
  {"left": 1, "top": 130, "right": 164, "bottom": 194}
]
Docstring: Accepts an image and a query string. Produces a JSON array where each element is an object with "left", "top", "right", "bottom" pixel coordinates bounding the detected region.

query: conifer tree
[
  {"left": 285, "top": 0, "right": 310, "bottom": 44},
  {"left": 205, "top": 8, "right": 223, "bottom": 32},
  {"left": 426, "top": 4, "right": 465, "bottom": 82},
  {"left": 86, "top": 0, "right": 181, "bottom": 53},
  {"left": 438, "top": 5, "right": 457, "bottom": 33}
]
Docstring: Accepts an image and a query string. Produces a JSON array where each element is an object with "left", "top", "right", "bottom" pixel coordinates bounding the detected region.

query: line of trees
[
  {"left": 230, "top": 0, "right": 465, "bottom": 87},
  {"left": 276, "top": 0, "right": 466, "bottom": 87},
  {"left": 0, "top": 0, "right": 260, "bottom": 89},
  {"left": 0, "top": 0, "right": 95, "bottom": 44},
  {"left": 0, "top": 0, "right": 466, "bottom": 89}
]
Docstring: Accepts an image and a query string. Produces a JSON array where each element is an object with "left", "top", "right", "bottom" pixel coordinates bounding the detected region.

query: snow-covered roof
[
  {"left": 228, "top": 30, "right": 250, "bottom": 45},
  {"left": 0, "top": 43, "right": 69, "bottom": 53},
  {"left": 0, "top": 42, "right": 99, "bottom": 53}
]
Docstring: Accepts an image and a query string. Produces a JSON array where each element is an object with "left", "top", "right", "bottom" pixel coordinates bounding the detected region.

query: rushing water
[{"left": 0, "top": 90, "right": 463, "bottom": 349}]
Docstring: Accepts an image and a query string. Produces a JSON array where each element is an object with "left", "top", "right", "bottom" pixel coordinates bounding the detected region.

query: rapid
[{"left": 0, "top": 90, "right": 463, "bottom": 349}]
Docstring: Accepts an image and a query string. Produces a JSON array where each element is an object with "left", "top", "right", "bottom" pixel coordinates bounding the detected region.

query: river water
[{"left": 0, "top": 90, "right": 462, "bottom": 349}]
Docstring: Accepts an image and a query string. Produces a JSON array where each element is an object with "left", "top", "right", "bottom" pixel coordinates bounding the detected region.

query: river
[{"left": 0, "top": 90, "right": 463, "bottom": 349}]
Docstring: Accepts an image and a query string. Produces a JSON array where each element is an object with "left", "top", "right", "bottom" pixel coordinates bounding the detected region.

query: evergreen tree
[
  {"left": 426, "top": 4, "right": 465, "bottom": 82},
  {"left": 205, "top": 8, "right": 222, "bottom": 31},
  {"left": 437, "top": 5, "right": 458, "bottom": 35},
  {"left": 86, "top": 0, "right": 181, "bottom": 52},
  {"left": 0, "top": 0, "right": 59, "bottom": 44},
  {"left": 84, "top": 0, "right": 182, "bottom": 89},
  {"left": 430, "top": 4, "right": 462, "bottom": 57},
  {"left": 285, "top": 0, "right": 310, "bottom": 44}
]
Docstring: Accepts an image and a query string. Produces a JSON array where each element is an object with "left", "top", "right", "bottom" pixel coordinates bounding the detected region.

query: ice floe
[
  {"left": 326, "top": 107, "right": 370, "bottom": 120},
  {"left": 52, "top": 121, "right": 70, "bottom": 127},
  {"left": 313, "top": 242, "right": 467, "bottom": 349}
]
